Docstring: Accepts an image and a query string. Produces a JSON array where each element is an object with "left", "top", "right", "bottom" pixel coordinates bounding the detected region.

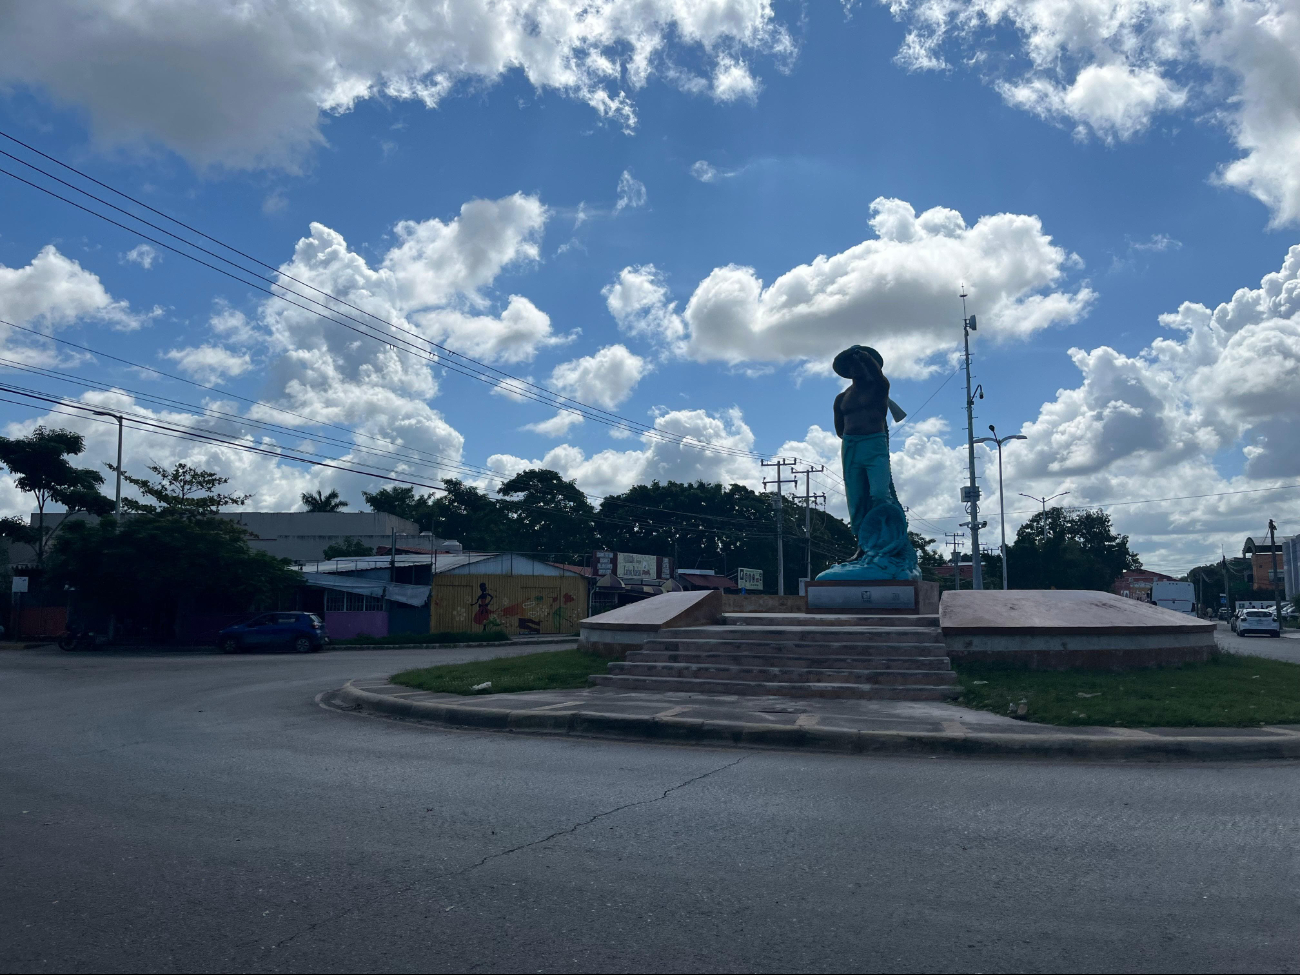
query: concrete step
[
  {"left": 721, "top": 613, "right": 940, "bottom": 628},
  {"left": 609, "top": 661, "right": 958, "bottom": 686},
  {"left": 631, "top": 649, "right": 952, "bottom": 670},
  {"left": 645, "top": 639, "right": 950, "bottom": 657},
  {"left": 589, "top": 674, "right": 960, "bottom": 701},
  {"left": 658, "top": 625, "right": 943, "bottom": 645}
]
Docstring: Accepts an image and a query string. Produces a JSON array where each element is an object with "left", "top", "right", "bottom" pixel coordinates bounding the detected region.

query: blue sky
[{"left": 1, "top": 0, "right": 1298, "bottom": 573}]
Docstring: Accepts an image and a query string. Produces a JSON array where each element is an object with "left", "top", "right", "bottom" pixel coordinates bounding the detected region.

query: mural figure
[
  {"left": 816, "top": 345, "right": 920, "bottom": 582},
  {"left": 469, "top": 582, "right": 496, "bottom": 630}
]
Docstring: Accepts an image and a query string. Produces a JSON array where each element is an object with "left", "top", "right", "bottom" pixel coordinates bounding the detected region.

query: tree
[
  {"left": 47, "top": 512, "right": 299, "bottom": 639},
  {"left": 112, "top": 462, "right": 251, "bottom": 518},
  {"left": 595, "top": 480, "right": 859, "bottom": 589},
  {"left": 0, "top": 426, "right": 113, "bottom": 563},
  {"left": 363, "top": 486, "right": 435, "bottom": 531},
  {"left": 1007, "top": 507, "right": 1141, "bottom": 591},
  {"left": 301, "top": 488, "right": 348, "bottom": 512},
  {"left": 497, "top": 468, "right": 596, "bottom": 557},
  {"left": 909, "top": 531, "right": 947, "bottom": 584},
  {"left": 322, "top": 537, "right": 373, "bottom": 560}
]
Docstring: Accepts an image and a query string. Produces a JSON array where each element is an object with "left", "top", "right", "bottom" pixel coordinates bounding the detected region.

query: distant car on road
[
  {"left": 1236, "top": 609, "right": 1281, "bottom": 638},
  {"left": 218, "top": 612, "right": 328, "bottom": 653}
]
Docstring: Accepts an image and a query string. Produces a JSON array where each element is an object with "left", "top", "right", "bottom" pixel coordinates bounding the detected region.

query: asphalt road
[
  {"left": 1216, "top": 620, "right": 1300, "bottom": 664},
  {"left": 3, "top": 644, "right": 1300, "bottom": 974}
]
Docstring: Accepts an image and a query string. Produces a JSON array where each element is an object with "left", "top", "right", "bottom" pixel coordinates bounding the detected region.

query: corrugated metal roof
[{"left": 298, "top": 573, "right": 431, "bottom": 607}]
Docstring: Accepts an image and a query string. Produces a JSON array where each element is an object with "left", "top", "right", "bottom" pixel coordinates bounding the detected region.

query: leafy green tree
[
  {"left": 47, "top": 512, "right": 298, "bottom": 638},
  {"left": 301, "top": 488, "right": 348, "bottom": 512},
  {"left": 322, "top": 537, "right": 373, "bottom": 560},
  {"left": 112, "top": 462, "right": 251, "bottom": 518},
  {"left": 497, "top": 469, "right": 596, "bottom": 557},
  {"left": 1007, "top": 507, "right": 1141, "bottom": 591},
  {"left": 0, "top": 426, "right": 113, "bottom": 563},
  {"left": 909, "top": 531, "right": 948, "bottom": 584},
  {"left": 428, "top": 480, "right": 506, "bottom": 548},
  {"left": 363, "top": 485, "right": 436, "bottom": 531}
]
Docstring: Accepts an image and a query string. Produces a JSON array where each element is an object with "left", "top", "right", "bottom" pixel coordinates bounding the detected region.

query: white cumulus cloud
[
  {"left": 0, "top": 244, "right": 154, "bottom": 333},
  {"left": 549, "top": 344, "right": 647, "bottom": 410},
  {"left": 0, "top": 0, "right": 792, "bottom": 171},
  {"left": 162, "top": 344, "right": 253, "bottom": 385},
  {"left": 883, "top": 0, "right": 1300, "bottom": 225},
  {"left": 676, "top": 197, "right": 1093, "bottom": 377}
]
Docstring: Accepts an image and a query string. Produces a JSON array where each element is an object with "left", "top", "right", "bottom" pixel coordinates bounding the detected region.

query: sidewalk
[{"left": 329, "top": 679, "right": 1300, "bottom": 761}]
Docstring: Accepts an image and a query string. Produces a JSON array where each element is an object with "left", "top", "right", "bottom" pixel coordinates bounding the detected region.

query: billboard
[
  {"left": 592, "top": 551, "right": 674, "bottom": 582},
  {"left": 617, "top": 553, "right": 658, "bottom": 581},
  {"left": 737, "top": 568, "right": 763, "bottom": 591}
]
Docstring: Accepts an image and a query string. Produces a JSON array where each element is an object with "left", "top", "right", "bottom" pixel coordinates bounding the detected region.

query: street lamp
[
  {"left": 973, "top": 425, "right": 1026, "bottom": 590},
  {"left": 92, "top": 410, "right": 124, "bottom": 518},
  {"left": 1018, "top": 490, "right": 1071, "bottom": 546}
]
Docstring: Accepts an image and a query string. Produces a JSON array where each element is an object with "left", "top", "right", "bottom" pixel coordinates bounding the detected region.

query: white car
[{"left": 1237, "top": 609, "right": 1281, "bottom": 638}]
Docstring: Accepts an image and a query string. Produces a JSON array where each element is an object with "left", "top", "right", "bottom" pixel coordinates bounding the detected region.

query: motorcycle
[{"left": 58, "top": 625, "right": 107, "bottom": 652}]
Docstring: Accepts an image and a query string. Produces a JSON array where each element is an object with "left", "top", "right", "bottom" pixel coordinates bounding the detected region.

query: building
[
  {"left": 8, "top": 510, "right": 460, "bottom": 565},
  {"left": 677, "top": 569, "right": 739, "bottom": 593},
  {"left": 297, "top": 551, "right": 589, "bottom": 639},
  {"left": 1112, "top": 569, "right": 1178, "bottom": 602},
  {"left": 1243, "top": 534, "right": 1291, "bottom": 590},
  {"left": 1284, "top": 535, "right": 1300, "bottom": 602}
]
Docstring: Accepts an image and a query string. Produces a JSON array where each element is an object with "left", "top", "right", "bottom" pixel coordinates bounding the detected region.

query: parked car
[
  {"left": 218, "top": 612, "right": 328, "bottom": 653},
  {"left": 1236, "top": 609, "right": 1281, "bottom": 638}
]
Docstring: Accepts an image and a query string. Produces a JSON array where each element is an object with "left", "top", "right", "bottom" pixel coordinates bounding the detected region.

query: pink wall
[{"left": 323, "top": 611, "right": 389, "bottom": 640}]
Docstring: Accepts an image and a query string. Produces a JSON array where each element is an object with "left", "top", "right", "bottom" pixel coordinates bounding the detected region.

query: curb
[
  {"left": 330, "top": 681, "right": 1300, "bottom": 762},
  {"left": 328, "top": 637, "right": 576, "bottom": 652}
]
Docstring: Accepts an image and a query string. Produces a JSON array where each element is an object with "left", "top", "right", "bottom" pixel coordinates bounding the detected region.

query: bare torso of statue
[{"left": 833, "top": 351, "right": 889, "bottom": 436}]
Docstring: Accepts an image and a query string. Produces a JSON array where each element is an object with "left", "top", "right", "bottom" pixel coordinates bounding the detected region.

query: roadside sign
[
  {"left": 737, "top": 568, "right": 763, "bottom": 591},
  {"left": 10, "top": 576, "right": 28, "bottom": 593}
]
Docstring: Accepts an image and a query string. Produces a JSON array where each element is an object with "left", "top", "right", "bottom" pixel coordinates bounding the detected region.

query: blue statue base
[{"left": 816, "top": 498, "right": 920, "bottom": 583}]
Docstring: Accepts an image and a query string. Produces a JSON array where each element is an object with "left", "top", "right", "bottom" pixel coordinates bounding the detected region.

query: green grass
[
  {"left": 956, "top": 654, "right": 1300, "bottom": 727},
  {"left": 391, "top": 648, "right": 609, "bottom": 695},
  {"left": 334, "top": 631, "right": 506, "bottom": 647}
]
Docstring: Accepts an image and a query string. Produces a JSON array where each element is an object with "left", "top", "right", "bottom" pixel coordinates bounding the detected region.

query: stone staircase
[{"left": 589, "top": 612, "right": 958, "bottom": 701}]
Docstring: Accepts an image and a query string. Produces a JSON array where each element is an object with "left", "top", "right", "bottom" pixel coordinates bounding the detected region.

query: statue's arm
[
  {"left": 860, "top": 353, "right": 888, "bottom": 394},
  {"left": 833, "top": 392, "right": 845, "bottom": 438}
]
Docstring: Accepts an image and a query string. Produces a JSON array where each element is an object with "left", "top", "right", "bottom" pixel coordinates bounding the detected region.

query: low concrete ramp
[
  {"left": 941, "top": 590, "right": 1217, "bottom": 669},
  {"left": 580, "top": 590, "right": 722, "bottom": 657}
]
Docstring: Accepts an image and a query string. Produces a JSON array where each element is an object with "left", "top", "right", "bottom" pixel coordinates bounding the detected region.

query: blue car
[{"left": 218, "top": 612, "right": 329, "bottom": 653}]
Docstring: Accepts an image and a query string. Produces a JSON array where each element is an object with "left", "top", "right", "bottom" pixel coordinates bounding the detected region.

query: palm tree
[{"left": 301, "top": 488, "right": 348, "bottom": 512}]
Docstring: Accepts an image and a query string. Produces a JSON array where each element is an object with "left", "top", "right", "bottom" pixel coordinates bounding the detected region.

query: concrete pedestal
[{"left": 806, "top": 580, "right": 941, "bottom": 614}]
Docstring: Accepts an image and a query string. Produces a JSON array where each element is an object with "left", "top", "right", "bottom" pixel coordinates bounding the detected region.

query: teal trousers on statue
[{"left": 841, "top": 432, "right": 897, "bottom": 542}]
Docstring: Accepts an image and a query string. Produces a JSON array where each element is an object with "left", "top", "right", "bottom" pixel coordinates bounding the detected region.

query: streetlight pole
[
  {"left": 1019, "top": 490, "right": 1070, "bottom": 587},
  {"left": 974, "top": 425, "right": 1026, "bottom": 590},
  {"left": 93, "top": 411, "right": 123, "bottom": 518}
]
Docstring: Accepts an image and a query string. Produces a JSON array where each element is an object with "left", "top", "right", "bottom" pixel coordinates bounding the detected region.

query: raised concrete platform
[
  {"left": 590, "top": 611, "right": 958, "bottom": 701},
  {"left": 941, "top": 589, "right": 1218, "bottom": 670}
]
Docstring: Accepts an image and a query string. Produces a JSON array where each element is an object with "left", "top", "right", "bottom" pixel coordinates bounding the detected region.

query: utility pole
[
  {"left": 792, "top": 464, "right": 826, "bottom": 591},
  {"left": 93, "top": 410, "right": 124, "bottom": 517},
  {"left": 944, "top": 532, "right": 964, "bottom": 590},
  {"left": 1270, "top": 519, "right": 1283, "bottom": 625},
  {"left": 762, "top": 458, "right": 798, "bottom": 596},
  {"left": 960, "top": 289, "right": 984, "bottom": 589}
]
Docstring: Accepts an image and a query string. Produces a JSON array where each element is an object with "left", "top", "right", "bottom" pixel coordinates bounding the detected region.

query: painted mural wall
[{"left": 431, "top": 574, "right": 586, "bottom": 635}]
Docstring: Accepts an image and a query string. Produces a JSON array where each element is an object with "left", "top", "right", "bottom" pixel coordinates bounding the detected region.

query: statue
[{"left": 816, "top": 345, "right": 921, "bottom": 582}]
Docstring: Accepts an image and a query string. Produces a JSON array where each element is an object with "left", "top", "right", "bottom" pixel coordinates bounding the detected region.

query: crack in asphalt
[{"left": 248, "top": 754, "right": 748, "bottom": 955}]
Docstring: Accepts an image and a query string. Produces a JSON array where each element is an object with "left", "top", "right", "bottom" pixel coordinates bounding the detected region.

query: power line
[{"left": 0, "top": 132, "right": 774, "bottom": 461}]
